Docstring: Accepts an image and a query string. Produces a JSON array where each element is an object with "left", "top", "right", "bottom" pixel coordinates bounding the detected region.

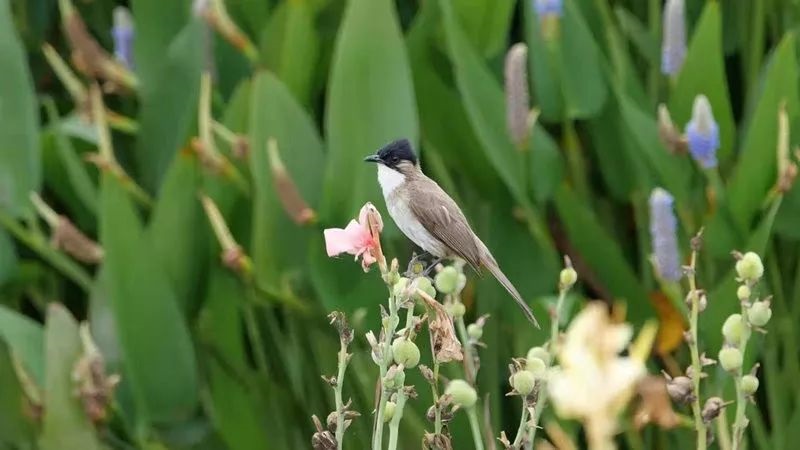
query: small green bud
[
  {"left": 559, "top": 267, "right": 577, "bottom": 289},
  {"left": 384, "top": 367, "right": 405, "bottom": 389},
  {"left": 445, "top": 379, "right": 477, "bottom": 408},
  {"left": 735, "top": 252, "right": 764, "bottom": 282},
  {"left": 386, "top": 269, "right": 400, "bottom": 286},
  {"left": 412, "top": 277, "right": 437, "bottom": 300},
  {"left": 456, "top": 274, "right": 467, "bottom": 292},
  {"left": 393, "top": 277, "right": 410, "bottom": 298},
  {"left": 445, "top": 302, "right": 466, "bottom": 318},
  {"left": 722, "top": 314, "right": 745, "bottom": 344},
  {"left": 467, "top": 323, "right": 483, "bottom": 340},
  {"left": 719, "top": 347, "right": 743, "bottom": 372},
  {"left": 392, "top": 338, "right": 421, "bottom": 368},
  {"left": 511, "top": 370, "right": 536, "bottom": 396},
  {"left": 434, "top": 267, "right": 460, "bottom": 294},
  {"left": 747, "top": 301, "right": 772, "bottom": 327},
  {"left": 736, "top": 285, "right": 751, "bottom": 301},
  {"left": 526, "top": 357, "right": 547, "bottom": 378},
  {"left": 526, "top": 346, "right": 551, "bottom": 366},
  {"left": 740, "top": 375, "right": 759, "bottom": 395},
  {"left": 383, "top": 401, "right": 396, "bottom": 422}
]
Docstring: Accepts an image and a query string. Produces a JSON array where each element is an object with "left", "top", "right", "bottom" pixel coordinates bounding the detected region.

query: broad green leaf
[
  {"left": 669, "top": 3, "right": 736, "bottom": 166},
  {"left": 0, "top": 0, "right": 40, "bottom": 217},
  {"left": 131, "top": 0, "right": 190, "bottom": 88},
  {"left": 200, "top": 267, "right": 270, "bottom": 450},
  {"left": 0, "top": 339, "right": 35, "bottom": 448},
  {"left": 528, "top": 122, "right": 564, "bottom": 203},
  {"left": 702, "top": 198, "right": 781, "bottom": 355},
  {"left": 554, "top": 184, "right": 653, "bottom": 323},
  {"left": 614, "top": 6, "right": 659, "bottom": 67},
  {"left": 101, "top": 174, "right": 198, "bottom": 424},
  {"left": 260, "top": 1, "right": 319, "bottom": 105},
  {"left": 321, "top": 0, "right": 418, "bottom": 224},
  {"left": 148, "top": 152, "right": 208, "bottom": 315},
  {"left": 249, "top": 71, "right": 324, "bottom": 288},
  {"left": 451, "top": 0, "right": 515, "bottom": 58},
  {"left": 726, "top": 35, "right": 799, "bottom": 232},
  {"left": 39, "top": 304, "right": 102, "bottom": 450},
  {"left": 440, "top": 0, "right": 525, "bottom": 198},
  {"left": 0, "top": 305, "right": 44, "bottom": 385},
  {"left": 135, "top": 21, "right": 203, "bottom": 192}
]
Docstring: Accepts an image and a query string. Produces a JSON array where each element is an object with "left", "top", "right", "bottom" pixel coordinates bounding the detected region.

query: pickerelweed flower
[
  {"left": 324, "top": 203, "right": 385, "bottom": 272},
  {"left": 649, "top": 188, "right": 681, "bottom": 281},
  {"left": 112, "top": 6, "right": 134, "bottom": 70},
  {"left": 661, "top": 0, "right": 686, "bottom": 75},
  {"left": 549, "top": 303, "right": 645, "bottom": 450},
  {"left": 685, "top": 95, "right": 720, "bottom": 169},
  {"left": 534, "top": 0, "right": 563, "bottom": 17}
]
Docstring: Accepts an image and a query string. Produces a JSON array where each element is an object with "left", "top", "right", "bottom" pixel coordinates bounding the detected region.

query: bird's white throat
[{"left": 377, "top": 164, "right": 405, "bottom": 198}]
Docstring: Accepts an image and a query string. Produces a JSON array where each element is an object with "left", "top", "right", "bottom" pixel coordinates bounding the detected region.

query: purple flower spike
[
  {"left": 112, "top": 6, "right": 134, "bottom": 70},
  {"left": 534, "top": 0, "right": 563, "bottom": 18},
  {"left": 685, "top": 95, "right": 720, "bottom": 169},
  {"left": 661, "top": 0, "right": 686, "bottom": 75},
  {"left": 649, "top": 188, "right": 681, "bottom": 282}
]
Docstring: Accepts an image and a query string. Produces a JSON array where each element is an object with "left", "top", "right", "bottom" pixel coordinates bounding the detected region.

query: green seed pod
[
  {"left": 445, "top": 379, "right": 477, "bottom": 408},
  {"left": 467, "top": 323, "right": 483, "bottom": 340},
  {"left": 736, "top": 284, "right": 751, "bottom": 301},
  {"left": 511, "top": 370, "right": 536, "bottom": 396},
  {"left": 740, "top": 375, "right": 759, "bottom": 395},
  {"left": 719, "top": 347, "right": 743, "bottom": 372},
  {"left": 434, "top": 267, "right": 460, "bottom": 294},
  {"left": 393, "top": 277, "right": 410, "bottom": 298},
  {"left": 747, "top": 301, "right": 772, "bottom": 327},
  {"left": 392, "top": 338, "right": 421, "bottom": 368},
  {"left": 383, "top": 401, "right": 396, "bottom": 422},
  {"left": 559, "top": 267, "right": 577, "bottom": 289},
  {"left": 412, "top": 277, "right": 437, "bottom": 301},
  {"left": 445, "top": 302, "right": 466, "bottom": 318},
  {"left": 526, "top": 346, "right": 551, "bottom": 366},
  {"left": 735, "top": 252, "right": 764, "bottom": 282},
  {"left": 526, "top": 357, "right": 547, "bottom": 378},
  {"left": 722, "top": 314, "right": 745, "bottom": 344}
]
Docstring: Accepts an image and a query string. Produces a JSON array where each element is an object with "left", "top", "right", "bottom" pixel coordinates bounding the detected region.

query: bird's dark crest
[{"left": 377, "top": 138, "right": 417, "bottom": 165}]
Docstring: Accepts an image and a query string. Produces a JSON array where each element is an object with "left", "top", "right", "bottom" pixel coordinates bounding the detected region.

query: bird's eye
[{"left": 391, "top": 156, "right": 400, "bottom": 163}]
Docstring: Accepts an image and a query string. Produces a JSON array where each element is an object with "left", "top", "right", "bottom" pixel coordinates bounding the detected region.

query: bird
[{"left": 364, "top": 138, "right": 539, "bottom": 328}]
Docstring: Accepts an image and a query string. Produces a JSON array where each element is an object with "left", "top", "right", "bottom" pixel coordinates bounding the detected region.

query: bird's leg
[
  {"left": 405, "top": 251, "right": 431, "bottom": 277},
  {"left": 422, "top": 258, "right": 444, "bottom": 277}
]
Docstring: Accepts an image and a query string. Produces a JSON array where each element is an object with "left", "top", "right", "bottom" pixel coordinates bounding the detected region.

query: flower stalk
[{"left": 686, "top": 232, "right": 707, "bottom": 450}]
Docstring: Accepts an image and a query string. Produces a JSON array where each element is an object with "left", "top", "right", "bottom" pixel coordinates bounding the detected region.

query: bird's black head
[{"left": 364, "top": 139, "right": 418, "bottom": 169}]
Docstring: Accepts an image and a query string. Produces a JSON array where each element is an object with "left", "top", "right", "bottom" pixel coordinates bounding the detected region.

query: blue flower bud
[
  {"left": 112, "top": 7, "right": 134, "bottom": 70},
  {"left": 661, "top": 0, "right": 686, "bottom": 75},
  {"left": 534, "top": 0, "right": 563, "bottom": 17},
  {"left": 649, "top": 188, "right": 681, "bottom": 281},
  {"left": 685, "top": 95, "right": 720, "bottom": 169}
]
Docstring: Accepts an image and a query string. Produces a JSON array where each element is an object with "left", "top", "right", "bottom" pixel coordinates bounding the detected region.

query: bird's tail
[{"left": 482, "top": 256, "right": 540, "bottom": 328}]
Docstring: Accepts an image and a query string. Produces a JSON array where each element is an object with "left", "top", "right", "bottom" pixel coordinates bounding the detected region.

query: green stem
[
  {"left": 732, "top": 283, "right": 753, "bottom": 450},
  {"left": 334, "top": 337, "right": 350, "bottom": 450},
  {"left": 512, "top": 400, "right": 530, "bottom": 448},
  {"left": 455, "top": 315, "right": 477, "bottom": 384},
  {"left": 466, "top": 407, "right": 485, "bottom": 450},
  {"left": 563, "top": 119, "right": 590, "bottom": 201},
  {"left": 0, "top": 212, "right": 92, "bottom": 291},
  {"left": 373, "top": 290, "right": 399, "bottom": 450},
  {"left": 242, "top": 300, "right": 269, "bottom": 377},
  {"left": 387, "top": 389, "right": 408, "bottom": 450},
  {"left": 432, "top": 360, "right": 442, "bottom": 435},
  {"left": 687, "top": 249, "right": 707, "bottom": 450}
]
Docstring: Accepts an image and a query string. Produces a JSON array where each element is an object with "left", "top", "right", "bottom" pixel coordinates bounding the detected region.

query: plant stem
[
  {"left": 455, "top": 315, "right": 476, "bottom": 384},
  {"left": 687, "top": 247, "right": 707, "bottom": 450},
  {"left": 732, "top": 282, "right": 754, "bottom": 450},
  {"left": 466, "top": 407, "right": 486, "bottom": 450},
  {"left": 432, "top": 360, "right": 442, "bottom": 435},
  {"left": 387, "top": 388, "right": 408, "bottom": 450},
  {"left": 373, "top": 292, "right": 399, "bottom": 450},
  {"left": 512, "top": 401, "right": 530, "bottom": 448},
  {"left": 334, "top": 337, "right": 350, "bottom": 450}
]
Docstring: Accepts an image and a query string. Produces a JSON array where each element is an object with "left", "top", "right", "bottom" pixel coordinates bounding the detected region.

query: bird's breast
[{"left": 386, "top": 194, "right": 448, "bottom": 258}]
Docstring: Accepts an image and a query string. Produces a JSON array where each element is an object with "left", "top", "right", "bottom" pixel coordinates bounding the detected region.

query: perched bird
[{"left": 364, "top": 139, "right": 539, "bottom": 327}]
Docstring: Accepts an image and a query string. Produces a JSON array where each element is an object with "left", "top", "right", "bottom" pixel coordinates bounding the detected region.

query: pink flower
[{"left": 324, "top": 203, "right": 385, "bottom": 271}]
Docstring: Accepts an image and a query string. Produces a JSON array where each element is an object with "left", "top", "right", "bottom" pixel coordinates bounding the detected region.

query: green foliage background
[{"left": 1, "top": 0, "right": 800, "bottom": 448}]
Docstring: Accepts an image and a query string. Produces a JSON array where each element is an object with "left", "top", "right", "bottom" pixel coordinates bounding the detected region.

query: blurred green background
[{"left": 2, "top": 0, "right": 800, "bottom": 448}]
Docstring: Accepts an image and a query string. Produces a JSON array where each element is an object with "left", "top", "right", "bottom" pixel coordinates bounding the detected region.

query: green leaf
[
  {"left": 0, "top": 0, "right": 40, "bottom": 217},
  {"left": 39, "top": 304, "right": 102, "bottom": 450},
  {"left": 450, "top": 0, "right": 515, "bottom": 58},
  {"left": 0, "top": 305, "right": 44, "bottom": 385},
  {"left": 135, "top": 20, "right": 203, "bottom": 192},
  {"left": 614, "top": 6, "right": 659, "bottom": 67},
  {"left": 321, "top": 0, "right": 418, "bottom": 224},
  {"left": 0, "top": 339, "right": 35, "bottom": 448},
  {"left": 200, "top": 267, "right": 270, "bottom": 450},
  {"left": 100, "top": 175, "right": 198, "bottom": 424},
  {"left": 554, "top": 184, "right": 653, "bottom": 324},
  {"left": 440, "top": 0, "right": 525, "bottom": 199},
  {"left": 249, "top": 71, "right": 324, "bottom": 287},
  {"left": 726, "top": 35, "right": 799, "bottom": 232},
  {"left": 0, "top": 229, "right": 16, "bottom": 286},
  {"left": 260, "top": 1, "right": 319, "bottom": 105},
  {"left": 131, "top": 0, "right": 190, "bottom": 89},
  {"left": 669, "top": 2, "right": 736, "bottom": 166},
  {"left": 147, "top": 152, "right": 208, "bottom": 315}
]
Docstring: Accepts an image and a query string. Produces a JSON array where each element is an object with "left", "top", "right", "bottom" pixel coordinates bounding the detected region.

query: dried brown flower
[
  {"left": 417, "top": 289, "right": 463, "bottom": 363},
  {"left": 633, "top": 376, "right": 681, "bottom": 429}
]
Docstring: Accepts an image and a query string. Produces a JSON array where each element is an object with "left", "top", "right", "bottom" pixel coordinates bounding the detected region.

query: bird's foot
[
  {"left": 405, "top": 252, "right": 431, "bottom": 277},
  {"left": 422, "top": 258, "right": 443, "bottom": 277}
]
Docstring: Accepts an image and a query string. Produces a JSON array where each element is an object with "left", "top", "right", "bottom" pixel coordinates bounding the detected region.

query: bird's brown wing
[{"left": 406, "top": 184, "right": 482, "bottom": 270}]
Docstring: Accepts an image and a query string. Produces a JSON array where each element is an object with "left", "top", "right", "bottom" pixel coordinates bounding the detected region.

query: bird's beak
[{"left": 363, "top": 154, "right": 381, "bottom": 163}]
